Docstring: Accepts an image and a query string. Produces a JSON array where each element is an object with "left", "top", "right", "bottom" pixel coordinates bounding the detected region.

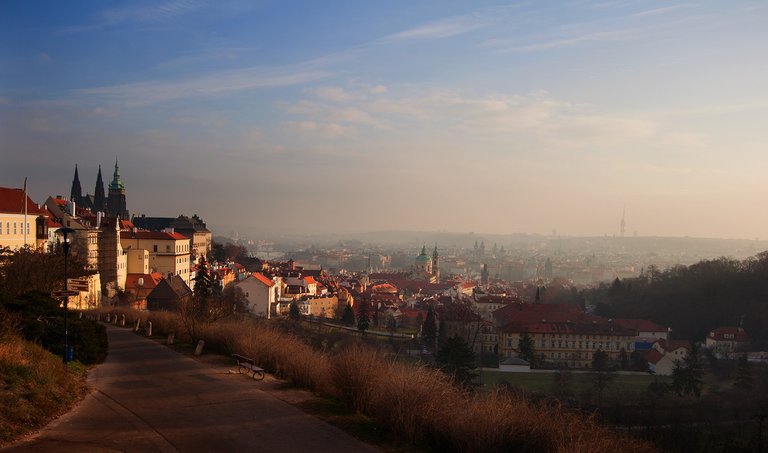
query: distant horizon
[{"left": 207, "top": 225, "right": 768, "bottom": 244}]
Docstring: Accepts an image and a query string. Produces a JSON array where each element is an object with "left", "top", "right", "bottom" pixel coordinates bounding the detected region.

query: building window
[
  {"left": 13, "top": 222, "right": 17, "bottom": 234},
  {"left": 153, "top": 245, "right": 158, "bottom": 252}
]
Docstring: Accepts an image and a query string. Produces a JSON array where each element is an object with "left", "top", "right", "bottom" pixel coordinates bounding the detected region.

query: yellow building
[
  {"left": 0, "top": 187, "right": 48, "bottom": 250},
  {"left": 120, "top": 230, "right": 191, "bottom": 286}
]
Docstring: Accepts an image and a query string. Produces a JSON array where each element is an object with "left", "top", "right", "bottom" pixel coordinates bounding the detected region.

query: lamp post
[{"left": 58, "top": 227, "right": 75, "bottom": 364}]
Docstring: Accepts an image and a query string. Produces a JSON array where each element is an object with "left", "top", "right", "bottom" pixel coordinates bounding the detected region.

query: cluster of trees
[
  {"left": 571, "top": 253, "right": 768, "bottom": 344},
  {"left": 181, "top": 256, "right": 247, "bottom": 341},
  {"left": 0, "top": 247, "right": 107, "bottom": 364}
]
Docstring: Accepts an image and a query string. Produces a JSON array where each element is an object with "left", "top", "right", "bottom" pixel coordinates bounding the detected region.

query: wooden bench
[{"left": 233, "top": 354, "right": 265, "bottom": 380}]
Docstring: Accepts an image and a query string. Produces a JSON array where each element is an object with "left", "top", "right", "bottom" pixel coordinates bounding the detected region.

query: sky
[{"left": 2, "top": 1, "right": 768, "bottom": 239}]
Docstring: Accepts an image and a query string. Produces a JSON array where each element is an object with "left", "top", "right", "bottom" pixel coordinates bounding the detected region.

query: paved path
[{"left": 4, "top": 326, "right": 378, "bottom": 453}]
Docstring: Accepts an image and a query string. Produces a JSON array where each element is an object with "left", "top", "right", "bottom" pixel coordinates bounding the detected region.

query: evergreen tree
[
  {"left": 341, "top": 303, "right": 355, "bottom": 326},
  {"left": 518, "top": 332, "right": 535, "bottom": 366},
  {"left": 356, "top": 299, "right": 370, "bottom": 333},
  {"left": 385, "top": 312, "right": 397, "bottom": 334},
  {"left": 193, "top": 256, "right": 213, "bottom": 301},
  {"left": 437, "top": 319, "right": 447, "bottom": 348},
  {"left": 435, "top": 335, "right": 477, "bottom": 389},
  {"left": 421, "top": 306, "right": 438, "bottom": 350},
  {"left": 734, "top": 353, "right": 754, "bottom": 391},
  {"left": 289, "top": 301, "right": 301, "bottom": 320},
  {"left": 619, "top": 348, "right": 629, "bottom": 370},
  {"left": 671, "top": 343, "right": 704, "bottom": 398},
  {"left": 591, "top": 349, "right": 613, "bottom": 405},
  {"left": 372, "top": 302, "right": 379, "bottom": 327}
]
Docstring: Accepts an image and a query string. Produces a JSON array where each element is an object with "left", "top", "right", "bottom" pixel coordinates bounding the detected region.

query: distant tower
[
  {"left": 93, "top": 165, "right": 105, "bottom": 213},
  {"left": 481, "top": 263, "right": 489, "bottom": 286},
  {"left": 70, "top": 165, "right": 82, "bottom": 203},
  {"left": 106, "top": 159, "right": 129, "bottom": 219},
  {"left": 620, "top": 208, "right": 626, "bottom": 237},
  {"left": 432, "top": 244, "right": 440, "bottom": 281}
]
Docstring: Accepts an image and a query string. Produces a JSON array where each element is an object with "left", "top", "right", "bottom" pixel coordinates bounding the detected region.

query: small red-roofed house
[
  {"left": 235, "top": 272, "right": 280, "bottom": 318},
  {"left": 123, "top": 272, "right": 163, "bottom": 310},
  {"left": 706, "top": 326, "right": 751, "bottom": 358},
  {"left": 648, "top": 338, "right": 690, "bottom": 374}
]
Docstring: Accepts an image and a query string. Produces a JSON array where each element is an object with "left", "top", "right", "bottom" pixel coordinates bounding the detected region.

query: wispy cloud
[
  {"left": 282, "top": 121, "right": 348, "bottom": 139},
  {"left": 76, "top": 66, "right": 330, "bottom": 107},
  {"left": 63, "top": 0, "right": 210, "bottom": 33},
  {"left": 632, "top": 5, "right": 689, "bottom": 17},
  {"left": 383, "top": 15, "right": 484, "bottom": 41}
]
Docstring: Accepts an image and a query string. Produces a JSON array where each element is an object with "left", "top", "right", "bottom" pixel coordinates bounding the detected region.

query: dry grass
[
  {"left": 87, "top": 308, "right": 656, "bottom": 452},
  {"left": 0, "top": 335, "right": 86, "bottom": 445}
]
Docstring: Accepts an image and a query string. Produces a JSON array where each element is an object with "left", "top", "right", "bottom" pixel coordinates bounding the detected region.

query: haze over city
[{"left": 2, "top": 1, "right": 767, "bottom": 238}]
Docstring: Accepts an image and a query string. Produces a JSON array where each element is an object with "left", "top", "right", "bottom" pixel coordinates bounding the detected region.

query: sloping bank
[{"left": 0, "top": 335, "right": 87, "bottom": 446}]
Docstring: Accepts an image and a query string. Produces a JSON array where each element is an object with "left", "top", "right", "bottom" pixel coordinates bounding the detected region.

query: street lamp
[{"left": 57, "top": 227, "right": 75, "bottom": 364}]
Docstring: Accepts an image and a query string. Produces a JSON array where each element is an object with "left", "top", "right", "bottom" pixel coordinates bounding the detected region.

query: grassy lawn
[{"left": 480, "top": 370, "right": 672, "bottom": 395}]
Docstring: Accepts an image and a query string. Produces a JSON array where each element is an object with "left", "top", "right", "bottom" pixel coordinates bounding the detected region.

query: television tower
[{"left": 620, "top": 208, "right": 626, "bottom": 237}]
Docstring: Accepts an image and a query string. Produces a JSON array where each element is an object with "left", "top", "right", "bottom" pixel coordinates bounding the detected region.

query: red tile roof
[
  {"left": 303, "top": 276, "right": 317, "bottom": 285},
  {"left": 252, "top": 272, "right": 275, "bottom": 287},
  {"left": 646, "top": 349, "right": 665, "bottom": 365},
  {"left": 613, "top": 318, "right": 668, "bottom": 333},
  {"left": 125, "top": 272, "right": 164, "bottom": 290},
  {"left": 120, "top": 231, "right": 188, "bottom": 241},
  {"left": 708, "top": 326, "right": 751, "bottom": 343},
  {"left": 0, "top": 187, "right": 47, "bottom": 215},
  {"left": 656, "top": 338, "right": 690, "bottom": 352}
]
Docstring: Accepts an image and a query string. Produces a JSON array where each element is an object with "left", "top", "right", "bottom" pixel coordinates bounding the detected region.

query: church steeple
[
  {"left": 70, "top": 165, "right": 82, "bottom": 203},
  {"left": 106, "top": 158, "right": 128, "bottom": 219},
  {"left": 93, "top": 165, "right": 105, "bottom": 212},
  {"left": 109, "top": 159, "right": 124, "bottom": 191}
]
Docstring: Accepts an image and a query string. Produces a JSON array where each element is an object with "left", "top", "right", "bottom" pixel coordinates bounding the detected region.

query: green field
[{"left": 480, "top": 370, "right": 671, "bottom": 395}]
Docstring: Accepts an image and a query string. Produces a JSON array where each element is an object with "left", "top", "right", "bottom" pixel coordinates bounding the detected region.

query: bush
[{"left": 1, "top": 292, "right": 108, "bottom": 365}]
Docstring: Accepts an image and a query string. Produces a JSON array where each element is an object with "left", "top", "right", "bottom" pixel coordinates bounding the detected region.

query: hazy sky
[{"left": 2, "top": 1, "right": 767, "bottom": 239}]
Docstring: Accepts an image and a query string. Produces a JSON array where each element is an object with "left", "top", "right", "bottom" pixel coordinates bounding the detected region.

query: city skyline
[{"left": 2, "top": 1, "right": 768, "bottom": 239}]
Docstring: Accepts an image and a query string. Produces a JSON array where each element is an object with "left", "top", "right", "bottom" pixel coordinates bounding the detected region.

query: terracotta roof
[
  {"left": 646, "top": 349, "right": 665, "bottom": 365},
  {"left": 252, "top": 272, "right": 275, "bottom": 287},
  {"left": 500, "top": 318, "right": 635, "bottom": 336},
  {"left": 120, "top": 231, "right": 188, "bottom": 241},
  {"left": 708, "top": 326, "right": 751, "bottom": 343},
  {"left": 124, "top": 272, "right": 163, "bottom": 290},
  {"left": 613, "top": 318, "right": 668, "bottom": 333},
  {"left": 656, "top": 338, "right": 691, "bottom": 352},
  {"left": 0, "top": 187, "right": 47, "bottom": 215},
  {"left": 372, "top": 283, "right": 398, "bottom": 294},
  {"left": 303, "top": 276, "right": 317, "bottom": 285}
]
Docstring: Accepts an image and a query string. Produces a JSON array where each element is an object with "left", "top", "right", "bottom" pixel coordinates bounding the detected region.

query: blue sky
[{"left": 2, "top": 1, "right": 768, "bottom": 238}]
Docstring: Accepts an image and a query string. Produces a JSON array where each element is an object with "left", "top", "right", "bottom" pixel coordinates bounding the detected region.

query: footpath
[{"left": 3, "top": 325, "right": 378, "bottom": 452}]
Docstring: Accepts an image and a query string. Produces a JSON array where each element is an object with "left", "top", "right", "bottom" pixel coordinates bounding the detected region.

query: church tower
[
  {"left": 106, "top": 160, "right": 129, "bottom": 219},
  {"left": 93, "top": 165, "right": 105, "bottom": 213},
  {"left": 70, "top": 165, "right": 82, "bottom": 204},
  {"left": 432, "top": 244, "right": 440, "bottom": 282}
]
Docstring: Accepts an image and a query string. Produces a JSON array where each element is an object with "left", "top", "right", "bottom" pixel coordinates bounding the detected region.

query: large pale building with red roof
[
  {"left": 120, "top": 230, "right": 192, "bottom": 286},
  {"left": 494, "top": 303, "right": 636, "bottom": 369}
]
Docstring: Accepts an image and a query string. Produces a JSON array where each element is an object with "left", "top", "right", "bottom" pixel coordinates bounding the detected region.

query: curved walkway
[{"left": 4, "top": 325, "right": 378, "bottom": 452}]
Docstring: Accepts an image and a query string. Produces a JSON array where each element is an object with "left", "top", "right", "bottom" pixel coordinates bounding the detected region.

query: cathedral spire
[
  {"left": 70, "top": 164, "right": 82, "bottom": 202},
  {"left": 432, "top": 243, "right": 439, "bottom": 258},
  {"left": 94, "top": 165, "right": 105, "bottom": 212}
]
